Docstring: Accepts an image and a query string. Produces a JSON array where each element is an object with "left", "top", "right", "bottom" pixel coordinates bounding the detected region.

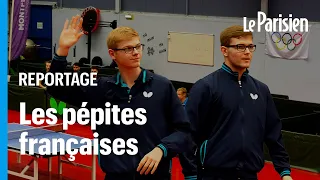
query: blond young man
[
  {"left": 47, "top": 15, "right": 194, "bottom": 180},
  {"left": 186, "top": 25, "right": 293, "bottom": 180}
]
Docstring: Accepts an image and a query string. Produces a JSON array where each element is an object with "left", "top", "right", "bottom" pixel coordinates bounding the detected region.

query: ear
[
  {"left": 108, "top": 49, "right": 116, "bottom": 60},
  {"left": 220, "top": 46, "right": 228, "bottom": 57}
]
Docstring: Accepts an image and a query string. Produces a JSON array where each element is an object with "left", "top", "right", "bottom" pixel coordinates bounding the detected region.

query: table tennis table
[{"left": 8, "top": 123, "right": 97, "bottom": 180}]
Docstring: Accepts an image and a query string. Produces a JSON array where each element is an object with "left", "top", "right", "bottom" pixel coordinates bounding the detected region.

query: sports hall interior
[{"left": 8, "top": 0, "right": 320, "bottom": 179}]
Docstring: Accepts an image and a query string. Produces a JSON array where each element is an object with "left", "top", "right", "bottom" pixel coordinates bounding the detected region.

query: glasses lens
[
  {"left": 248, "top": 45, "right": 255, "bottom": 52},
  {"left": 125, "top": 48, "right": 133, "bottom": 53},
  {"left": 237, "top": 45, "right": 246, "bottom": 51},
  {"left": 124, "top": 44, "right": 144, "bottom": 53}
]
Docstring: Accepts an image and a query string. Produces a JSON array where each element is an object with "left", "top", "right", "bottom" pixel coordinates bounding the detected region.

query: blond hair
[
  {"left": 220, "top": 25, "right": 253, "bottom": 46},
  {"left": 106, "top": 26, "right": 140, "bottom": 49},
  {"left": 177, "top": 87, "right": 187, "bottom": 94}
]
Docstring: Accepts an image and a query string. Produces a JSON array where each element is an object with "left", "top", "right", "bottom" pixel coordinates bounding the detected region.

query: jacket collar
[
  {"left": 182, "top": 97, "right": 188, "bottom": 106},
  {"left": 108, "top": 68, "right": 153, "bottom": 86},
  {"left": 221, "top": 63, "right": 249, "bottom": 78}
]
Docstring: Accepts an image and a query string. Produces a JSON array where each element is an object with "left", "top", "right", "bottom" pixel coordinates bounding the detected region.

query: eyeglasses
[
  {"left": 225, "top": 44, "right": 256, "bottom": 52},
  {"left": 113, "top": 44, "right": 144, "bottom": 54}
]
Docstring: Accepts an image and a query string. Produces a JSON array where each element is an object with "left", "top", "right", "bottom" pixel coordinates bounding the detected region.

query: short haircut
[
  {"left": 73, "top": 62, "right": 80, "bottom": 67},
  {"left": 177, "top": 87, "right": 187, "bottom": 94},
  {"left": 107, "top": 26, "right": 140, "bottom": 49},
  {"left": 91, "top": 66, "right": 99, "bottom": 70},
  {"left": 220, "top": 25, "right": 253, "bottom": 46}
]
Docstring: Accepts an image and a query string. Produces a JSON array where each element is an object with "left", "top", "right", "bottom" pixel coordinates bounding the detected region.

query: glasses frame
[
  {"left": 225, "top": 44, "right": 256, "bottom": 52},
  {"left": 113, "top": 44, "right": 145, "bottom": 54}
]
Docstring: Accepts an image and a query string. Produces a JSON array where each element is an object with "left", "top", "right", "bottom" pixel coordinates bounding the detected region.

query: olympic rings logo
[{"left": 271, "top": 32, "right": 303, "bottom": 51}]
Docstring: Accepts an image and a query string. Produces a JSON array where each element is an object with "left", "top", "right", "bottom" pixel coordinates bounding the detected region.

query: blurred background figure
[{"left": 177, "top": 87, "right": 188, "bottom": 107}]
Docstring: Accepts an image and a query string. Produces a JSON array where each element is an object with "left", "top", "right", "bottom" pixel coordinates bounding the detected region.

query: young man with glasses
[
  {"left": 186, "top": 25, "right": 293, "bottom": 180},
  {"left": 47, "top": 15, "right": 195, "bottom": 180}
]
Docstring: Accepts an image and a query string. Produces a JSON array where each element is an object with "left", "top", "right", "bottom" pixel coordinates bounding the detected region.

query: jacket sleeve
[
  {"left": 185, "top": 80, "right": 212, "bottom": 146},
  {"left": 264, "top": 87, "right": 291, "bottom": 178},
  {"left": 157, "top": 81, "right": 193, "bottom": 160},
  {"left": 46, "top": 53, "right": 90, "bottom": 108}
]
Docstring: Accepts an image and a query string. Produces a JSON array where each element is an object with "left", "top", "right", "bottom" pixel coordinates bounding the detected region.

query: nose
[
  {"left": 132, "top": 47, "right": 139, "bottom": 54},
  {"left": 244, "top": 47, "right": 251, "bottom": 54}
]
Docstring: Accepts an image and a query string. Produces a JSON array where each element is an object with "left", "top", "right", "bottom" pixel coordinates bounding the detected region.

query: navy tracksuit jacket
[
  {"left": 47, "top": 54, "right": 196, "bottom": 179},
  {"left": 186, "top": 63, "right": 291, "bottom": 179}
]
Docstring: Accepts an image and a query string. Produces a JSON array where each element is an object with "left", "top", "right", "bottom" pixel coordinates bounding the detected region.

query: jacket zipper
[
  {"left": 239, "top": 80, "right": 245, "bottom": 167},
  {"left": 200, "top": 140, "right": 208, "bottom": 170}
]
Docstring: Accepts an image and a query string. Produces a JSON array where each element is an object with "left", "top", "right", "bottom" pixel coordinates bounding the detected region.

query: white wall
[{"left": 52, "top": 9, "right": 320, "bottom": 104}]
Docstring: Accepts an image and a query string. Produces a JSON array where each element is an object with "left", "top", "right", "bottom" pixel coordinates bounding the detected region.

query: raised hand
[{"left": 57, "top": 15, "right": 84, "bottom": 56}]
